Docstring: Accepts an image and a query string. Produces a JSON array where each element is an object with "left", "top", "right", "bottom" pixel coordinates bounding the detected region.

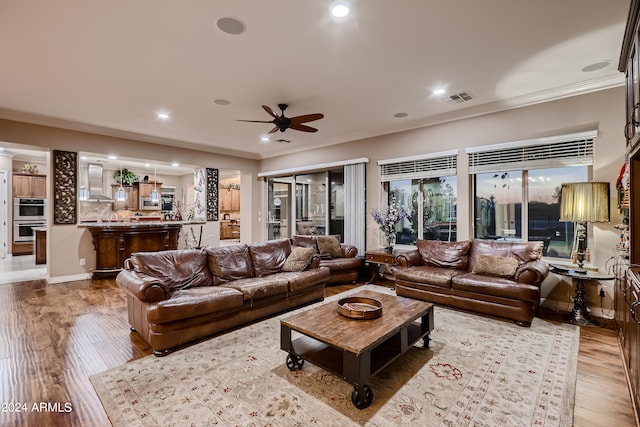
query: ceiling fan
[{"left": 238, "top": 104, "right": 324, "bottom": 134}]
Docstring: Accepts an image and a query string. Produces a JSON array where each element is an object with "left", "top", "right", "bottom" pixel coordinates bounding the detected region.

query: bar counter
[{"left": 80, "top": 221, "right": 204, "bottom": 278}]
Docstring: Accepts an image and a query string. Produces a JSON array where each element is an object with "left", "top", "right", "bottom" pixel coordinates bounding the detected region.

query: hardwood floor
[{"left": 0, "top": 278, "right": 636, "bottom": 426}]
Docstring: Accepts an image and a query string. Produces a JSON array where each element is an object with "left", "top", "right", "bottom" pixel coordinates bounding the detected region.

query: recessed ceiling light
[
  {"left": 260, "top": 136, "right": 270, "bottom": 142},
  {"left": 393, "top": 112, "right": 408, "bottom": 118},
  {"left": 171, "top": 162, "right": 180, "bottom": 167},
  {"left": 331, "top": 3, "right": 350, "bottom": 17},
  {"left": 582, "top": 60, "right": 611, "bottom": 72},
  {"left": 108, "top": 155, "right": 118, "bottom": 160},
  {"left": 156, "top": 112, "right": 170, "bottom": 120},
  {"left": 217, "top": 17, "right": 246, "bottom": 35},
  {"left": 144, "top": 163, "right": 151, "bottom": 168},
  {"left": 213, "top": 99, "right": 231, "bottom": 106},
  {"left": 433, "top": 88, "right": 446, "bottom": 95}
]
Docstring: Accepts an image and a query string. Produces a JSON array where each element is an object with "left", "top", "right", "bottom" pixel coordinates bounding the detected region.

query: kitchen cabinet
[
  {"left": 622, "top": 0, "right": 640, "bottom": 150},
  {"left": 220, "top": 221, "right": 240, "bottom": 240},
  {"left": 87, "top": 223, "right": 181, "bottom": 277},
  {"left": 13, "top": 174, "right": 46, "bottom": 198},
  {"left": 618, "top": 1, "right": 640, "bottom": 419},
  {"left": 619, "top": 268, "right": 640, "bottom": 420},
  {"left": 111, "top": 185, "right": 138, "bottom": 211},
  {"left": 34, "top": 228, "right": 46, "bottom": 264},
  {"left": 220, "top": 188, "right": 240, "bottom": 211},
  {"left": 12, "top": 241, "right": 33, "bottom": 256},
  {"left": 138, "top": 182, "right": 162, "bottom": 197}
]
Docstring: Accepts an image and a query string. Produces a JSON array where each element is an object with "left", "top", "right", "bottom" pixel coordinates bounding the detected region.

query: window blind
[
  {"left": 466, "top": 131, "right": 596, "bottom": 174},
  {"left": 379, "top": 150, "right": 458, "bottom": 182}
]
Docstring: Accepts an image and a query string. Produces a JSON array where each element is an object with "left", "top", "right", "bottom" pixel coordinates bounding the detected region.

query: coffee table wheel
[
  {"left": 351, "top": 384, "right": 373, "bottom": 409},
  {"left": 286, "top": 353, "right": 304, "bottom": 371}
]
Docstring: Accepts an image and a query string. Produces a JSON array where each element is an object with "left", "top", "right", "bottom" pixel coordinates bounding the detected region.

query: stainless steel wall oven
[
  {"left": 13, "top": 220, "right": 45, "bottom": 242},
  {"left": 14, "top": 198, "right": 46, "bottom": 221}
]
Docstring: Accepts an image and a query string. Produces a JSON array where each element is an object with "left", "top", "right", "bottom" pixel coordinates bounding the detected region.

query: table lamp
[{"left": 559, "top": 182, "right": 610, "bottom": 271}]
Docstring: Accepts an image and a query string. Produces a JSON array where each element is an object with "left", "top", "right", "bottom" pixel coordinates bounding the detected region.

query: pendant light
[
  {"left": 78, "top": 156, "right": 88, "bottom": 200},
  {"left": 115, "top": 164, "right": 127, "bottom": 202},
  {"left": 150, "top": 166, "right": 160, "bottom": 203},
  {"left": 78, "top": 185, "right": 88, "bottom": 201}
]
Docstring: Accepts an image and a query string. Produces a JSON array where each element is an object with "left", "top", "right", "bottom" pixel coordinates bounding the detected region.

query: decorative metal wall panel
[
  {"left": 206, "top": 168, "right": 219, "bottom": 221},
  {"left": 53, "top": 150, "right": 77, "bottom": 224}
]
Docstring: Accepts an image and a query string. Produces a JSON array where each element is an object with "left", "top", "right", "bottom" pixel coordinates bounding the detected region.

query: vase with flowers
[{"left": 371, "top": 198, "right": 407, "bottom": 253}]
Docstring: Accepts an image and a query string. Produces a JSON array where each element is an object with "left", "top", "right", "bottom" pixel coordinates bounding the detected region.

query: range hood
[{"left": 86, "top": 163, "right": 113, "bottom": 202}]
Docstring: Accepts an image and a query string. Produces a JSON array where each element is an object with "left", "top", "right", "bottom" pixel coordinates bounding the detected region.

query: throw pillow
[
  {"left": 317, "top": 235, "right": 343, "bottom": 258},
  {"left": 472, "top": 254, "right": 520, "bottom": 278},
  {"left": 281, "top": 247, "right": 316, "bottom": 272}
]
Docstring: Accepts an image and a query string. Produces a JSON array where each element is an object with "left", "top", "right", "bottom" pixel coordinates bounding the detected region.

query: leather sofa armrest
[
  {"left": 309, "top": 255, "right": 322, "bottom": 269},
  {"left": 395, "top": 249, "right": 423, "bottom": 267},
  {"left": 116, "top": 269, "right": 171, "bottom": 303},
  {"left": 341, "top": 244, "right": 358, "bottom": 258},
  {"left": 515, "top": 259, "right": 549, "bottom": 286}
]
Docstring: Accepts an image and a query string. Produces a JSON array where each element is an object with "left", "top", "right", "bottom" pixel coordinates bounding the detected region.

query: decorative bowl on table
[{"left": 337, "top": 296, "right": 382, "bottom": 319}]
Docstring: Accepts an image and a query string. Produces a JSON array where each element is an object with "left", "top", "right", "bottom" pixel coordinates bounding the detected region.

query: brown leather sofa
[
  {"left": 392, "top": 239, "right": 549, "bottom": 326},
  {"left": 291, "top": 234, "right": 361, "bottom": 284},
  {"left": 116, "top": 239, "right": 330, "bottom": 356}
]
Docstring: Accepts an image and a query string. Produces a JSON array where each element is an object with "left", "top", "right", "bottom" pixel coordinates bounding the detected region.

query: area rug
[{"left": 90, "top": 285, "right": 579, "bottom": 426}]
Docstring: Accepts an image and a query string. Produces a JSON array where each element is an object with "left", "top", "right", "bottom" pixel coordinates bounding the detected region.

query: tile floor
[{"left": 0, "top": 254, "right": 46, "bottom": 285}]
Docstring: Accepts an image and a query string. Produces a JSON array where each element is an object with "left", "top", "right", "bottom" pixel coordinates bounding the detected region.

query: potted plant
[
  {"left": 370, "top": 198, "right": 408, "bottom": 252},
  {"left": 113, "top": 168, "right": 139, "bottom": 185}
]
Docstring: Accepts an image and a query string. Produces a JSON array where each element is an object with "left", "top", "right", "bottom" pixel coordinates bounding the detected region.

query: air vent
[
  {"left": 275, "top": 139, "right": 291, "bottom": 144},
  {"left": 448, "top": 91, "right": 474, "bottom": 103}
]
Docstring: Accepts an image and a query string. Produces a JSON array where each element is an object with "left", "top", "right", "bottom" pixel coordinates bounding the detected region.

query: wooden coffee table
[{"left": 280, "top": 289, "right": 434, "bottom": 409}]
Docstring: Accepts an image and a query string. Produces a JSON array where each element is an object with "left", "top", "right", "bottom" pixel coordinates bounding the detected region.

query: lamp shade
[{"left": 559, "top": 182, "right": 610, "bottom": 223}]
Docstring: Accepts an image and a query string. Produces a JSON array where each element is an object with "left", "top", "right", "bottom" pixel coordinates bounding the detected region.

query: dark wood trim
[{"left": 620, "top": 0, "right": 640, "bottom": 71}]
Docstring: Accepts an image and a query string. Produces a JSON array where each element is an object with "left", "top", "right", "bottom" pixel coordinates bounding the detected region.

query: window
[
  {"left": 389, "top": 177, "right": 457, "bottom": 243},
  {"left": 474, "top": 166, "right": 588, "bottom": 257},
  {"left": 468, "top": 131, "right": 595, "bottom": 258},
  {"left": 380, "top": 150, "right": 458, "bottom": 244}
]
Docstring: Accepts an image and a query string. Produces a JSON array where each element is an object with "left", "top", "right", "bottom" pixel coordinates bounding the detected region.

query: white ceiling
[{"left": 0, "top": 0, "right": 630, "bottom": 160}]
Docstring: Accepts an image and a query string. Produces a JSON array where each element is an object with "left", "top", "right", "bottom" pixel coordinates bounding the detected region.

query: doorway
[
  {"left": 267, "top": 169, "right": 344, "bottom": 239},
  {"left": 268, "top": 179, "right": 292, "bottom": 240}
]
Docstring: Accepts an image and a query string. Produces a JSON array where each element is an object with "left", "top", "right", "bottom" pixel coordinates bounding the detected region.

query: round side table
[{"left": 550, "top": 265, "right": 614, "bottom": 326}]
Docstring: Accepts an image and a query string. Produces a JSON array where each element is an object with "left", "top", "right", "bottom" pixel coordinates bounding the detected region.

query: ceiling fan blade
[
  {"left": 262, "top": 105, "right": 279, "bottom": 119},
  {"left": 290, "top": 113, "right": 324, "bottom": 124},
  {"left": 289, "top": 123, "right": 318, "bottom": 133},
  {"left": 268, "top": 125, "right": 280, "bottom": 134},
  {"left": 236, "top": 119, "right": 274, "bottom": 123}
]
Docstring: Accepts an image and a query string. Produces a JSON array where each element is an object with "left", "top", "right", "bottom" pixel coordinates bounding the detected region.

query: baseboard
[{"left": 47, "top": 273, "right": 93, "bottom": 284}]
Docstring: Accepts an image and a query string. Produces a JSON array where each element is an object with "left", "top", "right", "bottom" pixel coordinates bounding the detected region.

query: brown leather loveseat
[
  {"left": 116, "top": 238, "right": 330, "bottom": 356},
  {"left": 392, "top": 239, "right": 549, "bottom": 326},
  {"left": 291, "top": 234, "right": 361, "bottom": 284}
]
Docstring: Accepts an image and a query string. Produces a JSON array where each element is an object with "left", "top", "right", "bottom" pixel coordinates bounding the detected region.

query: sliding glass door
[
  {"left": 267, "top": 178, "right": 292, "bottom": 240},
  {"left": 267, "top": 168, "right": 345, "bottom": 239}
]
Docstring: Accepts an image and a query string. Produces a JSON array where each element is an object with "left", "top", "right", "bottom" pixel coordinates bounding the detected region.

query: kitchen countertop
[{"left": 78, "top": 220, "right": 205, "bottom": 227}]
